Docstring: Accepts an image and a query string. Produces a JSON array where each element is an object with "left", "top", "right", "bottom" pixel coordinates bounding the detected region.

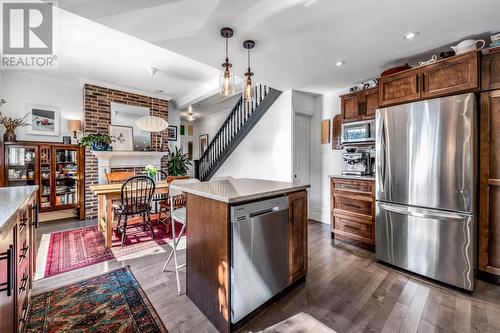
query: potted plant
[
  {"left": 144, "top": 164, "right": 158, "bottom": 179},
  {"left": 0, "top": 113, "right": 29, "bottom": 142},
  {"left": 167, "top": 147, "right": 192, "bottom": 176},
  {"left": 80, "top": 133, "right": 114, "bottom": 151}
]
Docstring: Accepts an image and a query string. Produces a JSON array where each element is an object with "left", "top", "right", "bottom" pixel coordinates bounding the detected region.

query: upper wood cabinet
[
  {"left": 340, "top": 87, "right": 378, "bottom": 122},
  {"left": 379, "top": 51, "right": 480, "bottom": 107},
  {"left": 379, "top": 70, "right": 421, "bottom": 107},
  {"left": 482, "top": 52, "right": 500, "bottom": 91},
  {"left": 288, "top": 190, "right": 308, "bottom": 283},
  {"left": 421, "top": 51, "right": 479, "bottom": 98}
]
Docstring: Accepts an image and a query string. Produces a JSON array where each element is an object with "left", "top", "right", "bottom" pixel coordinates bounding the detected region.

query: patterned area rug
[
  {"left": 25, "top": 267, "right": 168, "bottom": 333},
  {"left": 44, "top": 222, "right": 184, "bottom": 278}
]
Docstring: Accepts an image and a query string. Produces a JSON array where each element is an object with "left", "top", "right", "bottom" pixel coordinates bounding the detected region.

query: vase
[
  {"left": 147, "top": 171, "right": 157, "bottom": 180},
  {"left": 3, "top": 129, "right": 16, "bottom": 142},
  {"left": 91, "top": 143, "right": 109, "bottom": 151}
]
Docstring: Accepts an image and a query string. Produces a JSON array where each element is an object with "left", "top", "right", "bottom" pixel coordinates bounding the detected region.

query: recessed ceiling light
[
  {"left": 335, "top": 61, "right": 345, "bottom": 67},
  {"left": 403, "top": 32, "right": 419, "bottom": 40}
]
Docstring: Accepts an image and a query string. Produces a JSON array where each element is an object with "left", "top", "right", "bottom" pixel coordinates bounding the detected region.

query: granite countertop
[
  {"left": 329, "top": 174, "right": 375, "bottom": 181},
  {"left": 170, "top": 178, "right": 310, "bottom": 204},
  {"left": 0, "top": 186, "right": 38, "bottom": 233}
]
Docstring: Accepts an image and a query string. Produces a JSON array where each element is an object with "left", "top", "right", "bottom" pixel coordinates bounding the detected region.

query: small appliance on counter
[{"left": 341, "top": 147, "right": 374, "bottom": 176}]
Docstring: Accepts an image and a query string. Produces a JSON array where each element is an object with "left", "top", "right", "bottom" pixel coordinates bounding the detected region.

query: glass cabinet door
[
  {"left": 6, "top": 146, "right": 37, "bottom": 187},
  {"left": 39, "top": 146, "right": 52, "bottom": 209},
  {"left": 54, "top": 148, "right": 79, "bottom": 207}
]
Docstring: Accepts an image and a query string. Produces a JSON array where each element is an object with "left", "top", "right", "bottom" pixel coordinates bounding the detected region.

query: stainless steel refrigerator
[{"left": 375, "top": 93, "right": 476, "bottom": 291}]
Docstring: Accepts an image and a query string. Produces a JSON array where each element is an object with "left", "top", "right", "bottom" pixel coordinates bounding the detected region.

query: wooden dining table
[{"left": 89, "top": 181, "right": 170, "bottom": 248}]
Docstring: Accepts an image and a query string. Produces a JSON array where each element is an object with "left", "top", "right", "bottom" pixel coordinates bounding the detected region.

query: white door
[{"left": 293, "top": 113, "right": 311, "bottom": 184}]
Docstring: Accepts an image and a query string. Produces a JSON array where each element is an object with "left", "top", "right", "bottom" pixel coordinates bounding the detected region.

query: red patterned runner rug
[{"left": 44, "top": 222, "right": 184, "bottom": 278}]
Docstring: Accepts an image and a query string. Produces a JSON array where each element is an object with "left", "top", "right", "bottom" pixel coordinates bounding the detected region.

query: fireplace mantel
[{"left": 91, "top": 151, "right": 168, "bottom": 184}]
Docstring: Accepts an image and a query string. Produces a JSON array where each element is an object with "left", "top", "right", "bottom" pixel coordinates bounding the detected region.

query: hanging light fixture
[
  {"left": 242, "top": 40, "right": 255, "bottom": 102},
  {"left": 219, "top": 27, "right": 235, "bottom": 96},
  {"left": 135, "top": 67, "right": 169, "bottom": 132},
  {"left": 186, "top": 105, "right": 195, "bottom": 122}
]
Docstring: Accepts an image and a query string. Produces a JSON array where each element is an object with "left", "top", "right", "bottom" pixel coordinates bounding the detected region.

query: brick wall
[{"left": 83, "top": 84, "right": 168, "bottom": 219}]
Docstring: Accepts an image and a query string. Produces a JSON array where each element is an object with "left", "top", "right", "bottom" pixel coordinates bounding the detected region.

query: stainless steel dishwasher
[{"left": 230, "top": 196, "right": 289, "bottom": 323}]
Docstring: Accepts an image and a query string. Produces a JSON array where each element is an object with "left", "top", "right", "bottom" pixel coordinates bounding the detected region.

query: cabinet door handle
[
  {"left": 344, "top": 203, "right": 362, "bottom": 209},
  {"left": 0, "top": 245, "right": 14, "bottom": 296},
  {"left": 32, "top": 203, "right": 39, "bottom": 228},
  {"left": 421, "top": 73, "right": 425, "bottom": 92},
  {"left": 291, "top": 202, "right": 295, "bottom": 224},
  {"left": 416, "top": 74, "right": 419, "bottom": 93}
]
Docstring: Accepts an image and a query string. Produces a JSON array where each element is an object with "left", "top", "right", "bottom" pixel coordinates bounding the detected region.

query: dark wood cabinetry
[
  {"left": 1, "top": 142, "right": 85, "bottom": 219},
  {"left": 379, "top": 51, "right": 480, "bottom": 107},
  {"left": 482, "top": 52, "right": 500, "bottom": 91},
  {"left": 479, "top": 90, "right": 500, "bottom": 279},
  {"left": 340, "top": 87, "right": 378, "bottom": 122},
  {"left": 379, "top": 70, "right": 421, "bottom": 107},
  {"left": 0, "top": 190, "right": 37, "bottom": 333},
  {"left": 288, "top": 190, "right": 308, "bottom": 283},
  {"left": 421, "top": 51, "right": 479, "bottom": 98},
  {"left": 330, "top": 177, "right": 375, "bottom": 250}
]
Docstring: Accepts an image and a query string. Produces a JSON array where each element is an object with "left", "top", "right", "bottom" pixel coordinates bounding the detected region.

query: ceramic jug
[{"left": 451, "top": 39, "right": 485, "bottom": 54}]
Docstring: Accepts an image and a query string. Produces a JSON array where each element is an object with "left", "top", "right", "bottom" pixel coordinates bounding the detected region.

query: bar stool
[{"left": 162, "top": 178, "right": 200, "bottom": 295}]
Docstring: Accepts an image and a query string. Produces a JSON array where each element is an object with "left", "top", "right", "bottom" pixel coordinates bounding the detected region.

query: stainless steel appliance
[
  {"left": 341, "top": 119, "right": 375, "bottom": 144},
  {"left": 375, "top": 93, "right": 476, "bottom": 291},
  {"left": 230, "top": 196, "right": 289, "bottom": 323},
  {"left": 341, "top": 148, "right": 371, "bottom": 176}
]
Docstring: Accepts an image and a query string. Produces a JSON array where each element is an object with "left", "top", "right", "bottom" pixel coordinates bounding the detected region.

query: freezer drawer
[{"left": 375, "top": 202, "right": 474, "bottom": 290}]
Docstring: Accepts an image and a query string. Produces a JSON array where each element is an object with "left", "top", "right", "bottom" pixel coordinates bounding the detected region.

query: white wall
[
  {"left": 193, "top": 108, "right": 232, "bottom": 160},
  {"left": 308, "top": 88, "right": 349, "bottom": 223},
  {"left": 0, "top": 71, "right": 83, "bottom": 142},
  {"left": 214, "top": 90, "right": 293, "bottom": 182}
]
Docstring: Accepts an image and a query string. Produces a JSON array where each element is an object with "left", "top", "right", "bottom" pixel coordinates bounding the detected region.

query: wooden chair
[
  {"left": 114, "top": 176, "right": 156, "bottom": 246},
  {"left": 105, "top": 171, "right": 135, "bottom": 184},
  {"left": 161, "top": 178, "right": 200, "bottom": 295}
]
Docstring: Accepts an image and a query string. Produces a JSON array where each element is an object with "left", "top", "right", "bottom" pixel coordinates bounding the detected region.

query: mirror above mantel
[{"left": 110, "top": 102, "right": 151, "bottom": 151}]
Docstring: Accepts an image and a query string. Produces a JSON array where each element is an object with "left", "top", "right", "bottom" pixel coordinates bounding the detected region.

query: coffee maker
[{"left": 341, "top": 147, "right": 374, "bottom": 176}]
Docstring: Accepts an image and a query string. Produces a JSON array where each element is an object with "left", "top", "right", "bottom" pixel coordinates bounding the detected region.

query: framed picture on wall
[
  {"left": 199, "top": 134, "right": 209, "bottom": 156},
  {"left": 26, "top": 104, "right": 60, "bottom": 136},
  {"left": 167, "top": 125, "right": 178, "bottom": 141},
  {"left": 109, "top": 125, "right": 134, "bottom": 151}
]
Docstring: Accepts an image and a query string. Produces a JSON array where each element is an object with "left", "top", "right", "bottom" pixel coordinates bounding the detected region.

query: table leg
[
  {"left": 105, "top": 197, "right": 113, "bottom": 248},
  {"left": 97, "top": 195, "right": 104, "bottom": 232}
]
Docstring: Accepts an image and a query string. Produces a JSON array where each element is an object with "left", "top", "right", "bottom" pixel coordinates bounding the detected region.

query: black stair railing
[{"left": 198, "top": 84, "right": 282, "bottom": 181}]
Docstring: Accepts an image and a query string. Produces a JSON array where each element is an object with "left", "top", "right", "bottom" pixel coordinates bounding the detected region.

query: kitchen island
[{"left": 170, "top": 178, "right": 309, "bottom": 332}]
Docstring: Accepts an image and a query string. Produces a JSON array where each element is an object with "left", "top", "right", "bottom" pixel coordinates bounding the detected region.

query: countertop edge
[
  {"left": 0, "top": 186, "right": 38, "bottom": 234},
  {"left": 172, "top": 184, "right": 310, "bottom": 204},
  {"left": 329, "top": 175, "right": 375, "bottom": 181}
]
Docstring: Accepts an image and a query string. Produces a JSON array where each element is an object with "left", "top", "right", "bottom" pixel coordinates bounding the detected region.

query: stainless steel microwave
[{"left": 341, "top": 119, "right": 375, "bottom": 144}]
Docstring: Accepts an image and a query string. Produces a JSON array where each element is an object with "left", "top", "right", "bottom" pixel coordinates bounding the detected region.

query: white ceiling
[
  {"left": 3, "top": 4, "right": 220, "bottom": 101},
  {"left": 58, "top": 0, "right": 500, "bottom": 93}
]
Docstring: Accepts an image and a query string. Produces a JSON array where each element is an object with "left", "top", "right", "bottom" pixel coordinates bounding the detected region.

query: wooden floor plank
[{"left": 400, "top": 285, "right": 430, "bottom": 333}]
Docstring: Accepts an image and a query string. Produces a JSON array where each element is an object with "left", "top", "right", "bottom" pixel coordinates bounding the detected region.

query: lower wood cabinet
[
  {"left": 0, "top": 192, "right": 37, "bottom": 333},
  {"left": 479, "top": 90, "right": 500, "bottom": 279},
  {"left": 288, "top": 190, "right": 308, "bottom": 283},
  {"left": 330, "top": 177, "right": 375, "bottom": 250}
]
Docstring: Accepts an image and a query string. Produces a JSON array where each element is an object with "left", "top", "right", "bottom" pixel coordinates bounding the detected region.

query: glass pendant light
[
  {"left": 242, "top": 40, "right": 255, "bottom": 102},
  {"left": 219, "top": 27, "right": 235, "bottom": 96}
]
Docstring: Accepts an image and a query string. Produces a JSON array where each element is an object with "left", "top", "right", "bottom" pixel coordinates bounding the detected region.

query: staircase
[{"left": 198, "top": 84, "right": 282, "bottom": 181}]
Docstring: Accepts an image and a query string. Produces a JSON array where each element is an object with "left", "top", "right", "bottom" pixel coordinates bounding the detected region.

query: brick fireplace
[{"left": 83, "top": 83, "right": 168, "bottom": 219}]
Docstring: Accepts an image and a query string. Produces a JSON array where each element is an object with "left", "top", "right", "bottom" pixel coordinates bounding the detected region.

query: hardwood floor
[{"left": 34, "top": 219, "right": 500, "bottom": 333}]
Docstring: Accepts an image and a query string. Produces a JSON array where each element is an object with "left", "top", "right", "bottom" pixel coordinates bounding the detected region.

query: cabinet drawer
[
  {"left": 334, "top": 217, "right": 373, "bottom": 241},
  {"left": 334, "top": 195, "right": 372, "bottom": 216},
  {"left": 332, "top": 179, "right": 374, "bottom": 194}
]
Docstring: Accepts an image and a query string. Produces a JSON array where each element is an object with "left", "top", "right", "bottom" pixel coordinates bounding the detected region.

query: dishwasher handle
[{"left": 249, "top": 206, "right": 281, "bottom": 218}]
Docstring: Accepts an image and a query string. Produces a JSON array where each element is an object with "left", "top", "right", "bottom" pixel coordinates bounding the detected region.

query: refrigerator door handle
[
  {"left": 378, "top": 203, "right": 470, "bottom": 221},
  {"left": 376, "top": 113, "right": 386, "bottom": 194}
]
